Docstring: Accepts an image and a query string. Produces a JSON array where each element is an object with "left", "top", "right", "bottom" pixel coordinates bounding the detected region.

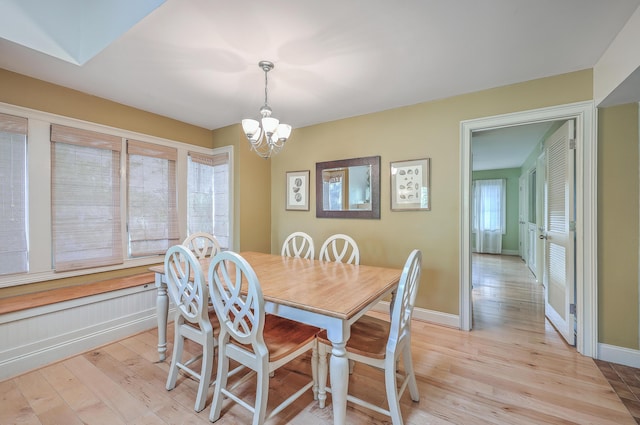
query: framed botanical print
[
  {"left": 286, "top": 170, "right": 310, "bottom": 211},
  {"left": 390, "top": 158, "right": 430, "bottom": 211}
]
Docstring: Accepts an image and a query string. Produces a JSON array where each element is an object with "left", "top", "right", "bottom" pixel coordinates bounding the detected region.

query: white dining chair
[
  {"left": 317, "top": 249, "right": 422, "bottom": 425},
  {"left": 182, "top": 232, "right": 221, "bottom": 259},
  {"left": 318, "top": 233, "right": 360, "bottom": 265},
  {"left": 164, "top": 244, "right": 218, "bottom": 412},
  {"left": 281, "top": 231, "right": 315, "bottom": 259},
  {"left": 208, "top": 251, "right": 320, "bottom": 425}
]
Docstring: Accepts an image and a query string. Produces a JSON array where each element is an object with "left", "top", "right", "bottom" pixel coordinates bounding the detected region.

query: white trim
[
  {"left": 372, "top": 301, "right": 459, "bottom": 328},
  {"left": 3, "top": 257, "right": 163, "bottom": 288},
  {"left": 460, "top": 101, "right": 597, "bottom": 358},
  {"left": 598, "top": 343, "right": 640, "bottom": 368},
  {"left": 501, "top": 250, "right": 519, "bottom": 256}
]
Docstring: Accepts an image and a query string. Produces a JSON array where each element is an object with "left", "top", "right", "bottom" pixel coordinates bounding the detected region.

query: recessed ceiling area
[{"left": 0, "top": 0, "right": 165, "bottom": 65}]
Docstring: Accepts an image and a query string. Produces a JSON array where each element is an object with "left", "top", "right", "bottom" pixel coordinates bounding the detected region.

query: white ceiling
[
  {"left": 472, "top": 122, "right": 556, "bottom": 171},
  {"left": 0, "top": 0, "right": 638, "bottom": 168}
]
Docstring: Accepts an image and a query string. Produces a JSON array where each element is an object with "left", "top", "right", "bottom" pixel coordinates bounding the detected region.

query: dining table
[{"left": 150, "top": 250, "right": 402, "bottom": 425}]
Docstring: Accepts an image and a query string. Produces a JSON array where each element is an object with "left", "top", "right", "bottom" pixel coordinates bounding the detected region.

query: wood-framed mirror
[{"left": 315, "top": 155, "right": 380, "bottom": 219}]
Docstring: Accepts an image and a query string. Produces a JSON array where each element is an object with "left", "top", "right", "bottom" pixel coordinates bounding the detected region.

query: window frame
[{"left": 0, "top": 102, "right": 234, "bottom": 288}]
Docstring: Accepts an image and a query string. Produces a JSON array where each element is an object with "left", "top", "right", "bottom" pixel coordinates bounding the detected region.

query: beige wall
[
  {"left": 598, "top": 103, "right": 639, "bottom": 349},
  {"left": 270, "top": 69, "right": 593, "bottom": 315},
  {"left": 0, "top": 68, "right": 212, "bottom": 147}
]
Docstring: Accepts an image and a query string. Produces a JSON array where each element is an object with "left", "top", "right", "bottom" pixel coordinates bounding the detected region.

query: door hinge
[
  {"left": 569, "top": 221, "right": 576, "bottom": 231},
  {"left": 569, "top": 138, "right": 576, "bottom": 150},
  {"left": 569, "top": 303, "right": 576, "bottom": 315}
]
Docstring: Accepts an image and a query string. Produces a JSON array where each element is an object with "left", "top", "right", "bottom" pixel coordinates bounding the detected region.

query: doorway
[{"left": 460, "top": 101, "right": 597, "bottom": 357}]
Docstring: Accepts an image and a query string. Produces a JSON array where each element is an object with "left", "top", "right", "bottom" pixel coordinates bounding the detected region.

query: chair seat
[
  {"left": 232, "top": 315, "right": 319, "bottom": 362},
  {"left": 183, "top": 308, "right": 220, "bottom": 331},
  {"left": 318, "top": 314, "right": 389, "bottom": 360}
]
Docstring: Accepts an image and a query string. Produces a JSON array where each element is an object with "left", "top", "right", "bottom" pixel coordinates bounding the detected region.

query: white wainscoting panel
[{"left": 0, "top": 285, "right": 173, "bottom": 381}]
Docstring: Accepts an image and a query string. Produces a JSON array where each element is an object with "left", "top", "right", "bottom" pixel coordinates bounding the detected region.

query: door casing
[{"left": 460, "top": 101, "right": 597, "bottom": 357}]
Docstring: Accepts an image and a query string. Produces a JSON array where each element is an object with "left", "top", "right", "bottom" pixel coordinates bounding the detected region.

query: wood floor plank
[
  {"left": 103, "top": 339, "right": 206, "bottom": 417},
  {"left": 79, "top": 346, "right": 207, "bottom": 424},
  {"left": 0, "top": 379, "right": 41, "bottom": 425},
  {"left": 14, "top": 371, "right": 64, "bottom": 415},
  {"left": 62, "top": 355, "right": 139, "bottom": 424},
  {"left": 39, "top": 361, "right": 101, "bottom": 412}
]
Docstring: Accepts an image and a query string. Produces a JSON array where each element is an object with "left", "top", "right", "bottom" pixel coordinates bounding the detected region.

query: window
[
  {"left": 472, "top": 179, "right": 506, "bottom": 233},
  {"left": 187, "top": 151, "right": 230, "bottom": 249},
  {"left": 472, "top": 178, "right": 506, "bottom": 254},
  {"left": 0, "top": 103, "right": 233, "bottom": 286},
  {"left": 127, "top": 140, "right": 179, "bottom": 257},
  {"left": 0, "top": 113, "right": 28, "bottom": 275}
]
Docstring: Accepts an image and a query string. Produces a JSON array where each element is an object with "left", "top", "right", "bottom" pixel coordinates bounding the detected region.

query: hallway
[
  {"left": 472, "top": 253, "right": 545, "bottom": 333},
  {"left": 472, "top": 253, "right": 640, "bottom": 424}
]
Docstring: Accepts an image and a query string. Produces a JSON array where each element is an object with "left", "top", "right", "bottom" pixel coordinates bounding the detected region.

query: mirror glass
[{"left": 316, "top": 156, "right": 380, "bottom": 219}]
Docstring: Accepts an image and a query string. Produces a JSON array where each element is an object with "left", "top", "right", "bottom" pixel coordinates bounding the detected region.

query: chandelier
[{"left": 242, "top": 60, "right": 292, "bottom": 159}]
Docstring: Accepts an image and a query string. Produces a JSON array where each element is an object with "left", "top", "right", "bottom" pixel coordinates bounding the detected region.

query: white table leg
[
  {"left": 326, "top": 321, "right": 350, "bottom": 425},
  {"left": 155, "top": 272, "right": 168, "bottom": 362},
  {"left": 317, "top": 343, "right": 328, "bottom": 408}
]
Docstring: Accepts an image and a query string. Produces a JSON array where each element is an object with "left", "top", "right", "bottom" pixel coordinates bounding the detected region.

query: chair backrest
[
  {"left": 318, "top": 234, "right": 360, "bottom": 264},
  {"left": 164, "top": 244, "right": 209, "bottom": 324},
  {"left": 182, "top": 232, "right": 221, "bottom": 259},
  {"left": 208, "top": 251, "right": 265, "bottom": 348},
  {"left": 281, "top": 231, "right": 315, "bottom": 259},
  {"left": 388, "top": 249, "right": 422, "bottom": 349}
]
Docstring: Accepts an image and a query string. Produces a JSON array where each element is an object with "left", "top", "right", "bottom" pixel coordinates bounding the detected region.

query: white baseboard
[
  {"left": 501, "top": 250, "right": 519, "bottom": 256},
  {"left": 371, "top": 301, "right": 460, "bottom": 328},
  {"left": 598, "top": 343, "right": 640, "bottom": 368},
  {"left": 0, "top": 285, "right": 173, "bottom": 381}
]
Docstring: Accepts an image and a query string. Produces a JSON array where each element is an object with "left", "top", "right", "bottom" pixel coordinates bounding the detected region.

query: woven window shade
[
  {"left": 51, "top": 124, "right": 123, "bottom": 271},
  {"left": 128, "top": 139, "right": 179, "bottom": 256}
]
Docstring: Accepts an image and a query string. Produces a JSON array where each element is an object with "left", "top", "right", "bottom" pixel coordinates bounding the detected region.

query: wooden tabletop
[{"left": 151, "top": 251, "right": 401, "bottom": 320}]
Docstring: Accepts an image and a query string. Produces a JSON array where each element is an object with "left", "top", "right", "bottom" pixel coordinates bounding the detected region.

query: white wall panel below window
[{"left": 0, "top": 285, "right": 173, "bottom": 381}]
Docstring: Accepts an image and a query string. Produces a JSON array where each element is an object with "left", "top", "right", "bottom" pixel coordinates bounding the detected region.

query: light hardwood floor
[{"left": 1, "top": 254, "right": 634, "bottom": 424}]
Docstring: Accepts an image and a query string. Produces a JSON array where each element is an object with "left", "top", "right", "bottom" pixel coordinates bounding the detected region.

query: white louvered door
[{"left": 543, "top": 120, "right": 575, "bottom": 345}]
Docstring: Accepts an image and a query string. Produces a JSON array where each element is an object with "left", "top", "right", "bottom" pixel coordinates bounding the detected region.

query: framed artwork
[
  {"left": 390, "top": 158, "right": 430, "bottom": 211},
  {"left": 286, "top": 170, "right": 310, "bottom": 211}
]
